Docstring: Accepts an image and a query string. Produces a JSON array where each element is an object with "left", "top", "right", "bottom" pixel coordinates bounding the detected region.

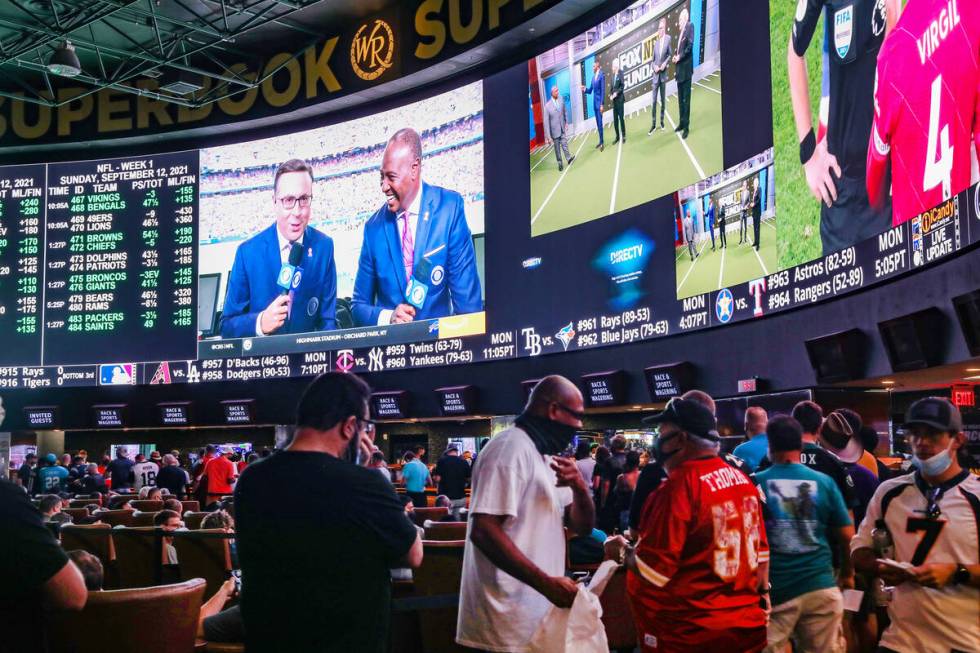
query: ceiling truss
[{"left": 0, "top": 0, "right": 326, "bottom": 109}]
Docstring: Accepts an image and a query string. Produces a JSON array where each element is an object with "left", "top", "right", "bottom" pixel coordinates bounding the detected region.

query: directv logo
[
  {"left": 609, "top": 244, "right": 643, "bottom": 265},
  {"left": 522, "top": 257, "right": 542, "bottom": 269}
]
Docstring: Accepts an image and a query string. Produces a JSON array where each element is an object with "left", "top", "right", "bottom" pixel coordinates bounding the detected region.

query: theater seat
[
  {"left": 69, "top": 498, "right": 100, "bottom": 509},
  {"left": 133, "top": 511, "right": 161, "bottom": 527},
  {"left": 132, "top": 500, "right": 165, "bottom": 512},
  {"left": 174, "top": 529, "right": 233, "bottom": 597},
  {"left": 62, "top": 508, "right": 90, "bottom": 522},
  {"left": 183, "top": 511, "right": 210, "bottom": 530},
  {"left": 113, "top": 526, "right": 168, "bottom": 588},
  {"left": 48, "top": 578, "right": 206, "bottom": 653},
  {"left": 413, "top": 540, "right": 466, "bottom": 653},
  {"left": 98, "top": 509, "right": 138, "bottom": 528},
  {"left": 60, "top": 523, "right": 115, "bottom": 569},
  {"left": 180, "top": 501, "right": 200, "bottom": 513},
  {"left": 423, "top": 522, "right": 467, "bottom": 541},
  {"left": 411, "top": 507, "right": 448, "bottom": 527}
]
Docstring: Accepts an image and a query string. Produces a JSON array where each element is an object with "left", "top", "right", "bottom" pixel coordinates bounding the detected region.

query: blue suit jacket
[
  {"left": 351, "top": 182, "right": 482, "bottom": 326},
  {"left": 220, "top": 223, "right": 337, "bottom": 338},
  {"left": 584, "top": 69, "right": 605, "bottom": 108}
]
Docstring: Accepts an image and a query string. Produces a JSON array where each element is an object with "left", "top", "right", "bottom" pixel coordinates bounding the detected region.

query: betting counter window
[{"left": 196, "top": 80, "right": 487, "bottom": 359}]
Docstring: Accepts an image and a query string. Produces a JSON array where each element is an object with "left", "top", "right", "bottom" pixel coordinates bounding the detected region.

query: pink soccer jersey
[{"left": 867, "top": 0, "right": 980, "bottom": 225}]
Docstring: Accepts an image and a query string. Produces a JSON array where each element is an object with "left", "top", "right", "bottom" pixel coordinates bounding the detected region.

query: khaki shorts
[{"left": 764, "top": 587, "right": 844, "bottom": 653}]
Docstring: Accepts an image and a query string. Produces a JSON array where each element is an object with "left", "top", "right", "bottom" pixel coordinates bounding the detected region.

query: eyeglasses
[
  {"left": 277, "top": 195, "right": 313, "bottom": 209},
  {"left": 358, "top": 418, "right": 377, "bottom": 435},
  {"left": 554, "top": 403, "right": 586, "bottom": 421}
]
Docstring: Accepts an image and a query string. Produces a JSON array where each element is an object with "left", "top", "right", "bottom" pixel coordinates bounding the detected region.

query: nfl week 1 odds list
[{"left": 0, "top": 152, "right": 198, "bottom": 379}]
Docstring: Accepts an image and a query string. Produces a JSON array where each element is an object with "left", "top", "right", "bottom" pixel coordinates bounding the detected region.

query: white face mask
[{"left": 911, "top": 443, "right": 954, "bottom": 477}]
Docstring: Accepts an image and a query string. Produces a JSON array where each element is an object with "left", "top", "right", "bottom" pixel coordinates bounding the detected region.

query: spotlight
[{"left": 48, "top": 40, "right": 81, "bottom": 77}]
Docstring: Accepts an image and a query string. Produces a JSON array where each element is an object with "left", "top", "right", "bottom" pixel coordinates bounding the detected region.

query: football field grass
[
  {"left": 675, "top": 217, "right": 777, "bottom": 298},
  {"left": 530, "top": 71, "right": 724, "bottom": 237},
  {"left": 770, "top": 0, "right": 824, "bottom": 269}
]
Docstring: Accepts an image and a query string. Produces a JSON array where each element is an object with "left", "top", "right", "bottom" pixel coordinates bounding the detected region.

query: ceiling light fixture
[
  {"left": 881, "top": 380, "right": 895, "bottom": 385},
  {"left": 48, "top": 40, "right": 81, "bottom": 77}
]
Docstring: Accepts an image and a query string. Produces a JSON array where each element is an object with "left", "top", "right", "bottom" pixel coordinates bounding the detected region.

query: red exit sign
[
  {"left": 737, "top": 378, "right": 758, "bottom": 393},
  {"left": 951, "top": 384, "right": 976, "bottom": 408}
]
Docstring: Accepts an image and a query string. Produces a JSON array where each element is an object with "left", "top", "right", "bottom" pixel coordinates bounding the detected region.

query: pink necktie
[{"left": 399, "top": 212, "right": 414, "bottom": 284}]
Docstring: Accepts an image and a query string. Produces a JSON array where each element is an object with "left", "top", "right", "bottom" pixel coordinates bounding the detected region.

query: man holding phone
[
  {"left": 850, "top": 398, "right": 980, "bottom": 653},
  {"left": 235, "top": 372, "right": 422, "bottom": 652}
]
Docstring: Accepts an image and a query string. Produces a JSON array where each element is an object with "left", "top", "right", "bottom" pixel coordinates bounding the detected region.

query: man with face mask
[
  {"left": 456, "top": 375, "right": 595, "bottom": 652},
  {"left": 851, "top": 398, "right": 980, "bottom": 653},
  {"left": 351, "top": 127, "right": 482, "bottom": 327},
  {"left": 234, "top": 372, "right": 422, "bottom": 652},
  {"left": 628, "top": 389, "right": 751, "bottom": 535},
  {"left": 606, "top": 397, "right": 770, "bottom": 652}
]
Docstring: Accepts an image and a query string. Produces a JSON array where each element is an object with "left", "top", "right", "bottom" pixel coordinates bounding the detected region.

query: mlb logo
[
  {"left": 911, "top": 218, "right": 924, "bottom": 267},
  {"left": 834, "top": 5, "right": 853, "bottom": 58}
]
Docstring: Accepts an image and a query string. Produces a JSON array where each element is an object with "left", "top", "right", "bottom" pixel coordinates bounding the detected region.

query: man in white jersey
[
  {"left": 851, "top": 397, "right": 979, "bottom": 653},
  {"left": 132, "top": 453, "right": 159, "bottom": 494}
]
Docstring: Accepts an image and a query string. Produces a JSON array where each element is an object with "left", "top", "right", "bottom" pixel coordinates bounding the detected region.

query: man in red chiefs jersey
[
  {"left": 605, "top": 397, "right": 770, "bottom": 652},
  {"left": 867, "top": 0, "right": 980, "bottom": 226}
]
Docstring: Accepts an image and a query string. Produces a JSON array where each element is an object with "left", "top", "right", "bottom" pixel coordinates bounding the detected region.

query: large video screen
[
  {"left": 196, "top": 81, "right": 485, "bottom": 359},
  {"left": 528, "top": 0, "right": 723, "bottom": 237},
  {"left": 0, "top": 0, "right": 977, "bottom": 390}
]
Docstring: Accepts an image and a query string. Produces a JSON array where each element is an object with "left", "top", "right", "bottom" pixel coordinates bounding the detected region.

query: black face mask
[
  {"left": 517, "top": 413, "right": 578, "bottom": 456},
  {"left": 654, "top": 432, "right": 682, "bottom": 464}
]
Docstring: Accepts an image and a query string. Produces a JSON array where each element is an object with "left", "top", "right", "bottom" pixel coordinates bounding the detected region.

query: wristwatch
[{"left": 953, "top": 565, "right": 970, "bottom": 585}]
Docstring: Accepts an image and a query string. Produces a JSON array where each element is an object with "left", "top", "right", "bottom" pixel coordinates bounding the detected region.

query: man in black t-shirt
[
  {"left": 755, "top": 400, "right": 860, "bottom": 514},
  {"left": 432, "top": 446, "right": 471, "bottom": 520},
  {"left": 235, "top": 372, "right": 421, "bottom": 653},
  {"left": 596, "top": 435, "right": 628, "bottom": 533},
  {"left": 156, "top": 454, "right": 190, "bottom": 498},
  {"left": 788, "top": 0, "right": 893, "bottom": 254},
  {"left": 0, "top": 479, "right": 87, "bottom": 653},
  {"left": 105, "top": 447, "right": 134, "bottom": 492},
  {"left": 17, "top": 453, "right": 36, "bottom": 495}
]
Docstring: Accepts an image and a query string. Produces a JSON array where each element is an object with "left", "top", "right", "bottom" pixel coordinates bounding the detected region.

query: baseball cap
[
  {"left": 45, "top": 453, "right": 57, "bottom": 464},
  {"left": 904, "top": 397, "right": 962, "bottom": 433},
  {"left": 150, "top": 451, "right": 162, "bottom": 460},
  {"left": 642, "top": 397, "right": 720, "bottom": 440}
]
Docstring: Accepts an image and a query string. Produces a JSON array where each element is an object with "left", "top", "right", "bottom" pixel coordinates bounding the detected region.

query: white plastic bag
[{"left": 527, "top": 560, "right": 618, "bottom": 653}]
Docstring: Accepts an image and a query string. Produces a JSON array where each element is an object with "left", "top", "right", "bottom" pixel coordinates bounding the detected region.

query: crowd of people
[{"left": 2, "top": 372, "right": 977, "bottom": 653}]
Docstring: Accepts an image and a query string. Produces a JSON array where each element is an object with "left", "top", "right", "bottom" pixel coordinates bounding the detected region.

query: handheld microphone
[
  {"left": 276, "top": 243, "right": 304, "bottom": 295},
  {"left": 274, "top": 242, "right": 304, "bottom": 331},
  {"left": 405, "top": 258, "right": 433, "bottom": 311}
]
